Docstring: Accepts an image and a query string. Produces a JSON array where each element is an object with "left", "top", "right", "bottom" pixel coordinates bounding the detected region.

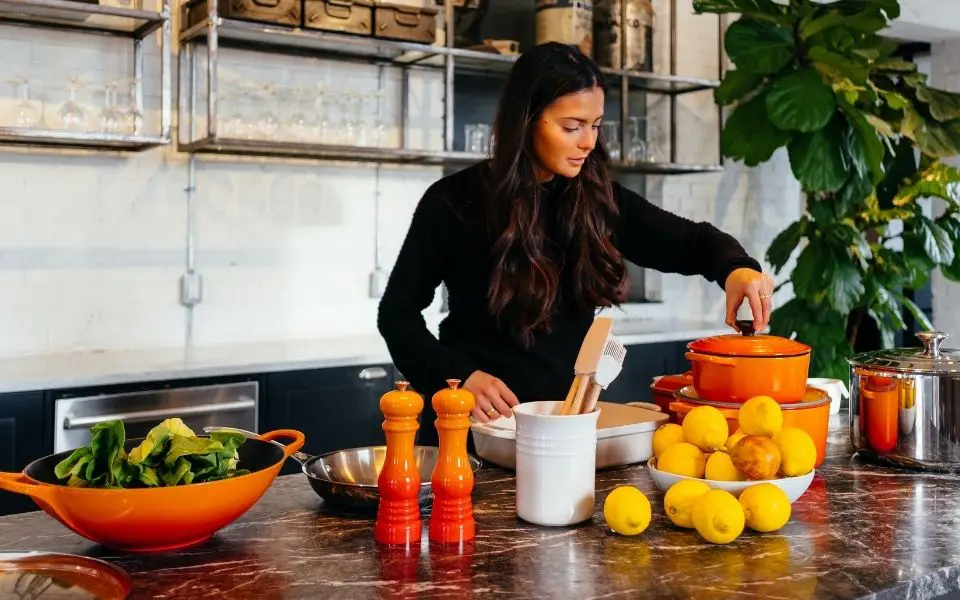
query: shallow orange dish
[{"left": 0, "top": 429, "right": 304, "bottom": 553}]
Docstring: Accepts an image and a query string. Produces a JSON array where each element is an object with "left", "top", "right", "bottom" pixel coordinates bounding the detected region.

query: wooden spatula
[{"left": 560, "top": 317, "right": 614, "bottom": 415}]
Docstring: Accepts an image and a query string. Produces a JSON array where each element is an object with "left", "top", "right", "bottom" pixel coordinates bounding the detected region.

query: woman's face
[{"left": 532, "top": 86, "right": 604, "bottom": 180}]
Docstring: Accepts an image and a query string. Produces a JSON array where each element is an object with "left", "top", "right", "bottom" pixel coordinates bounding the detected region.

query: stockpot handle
[{"left": 917, "top": 331, "right": 949, "bottom": 358}]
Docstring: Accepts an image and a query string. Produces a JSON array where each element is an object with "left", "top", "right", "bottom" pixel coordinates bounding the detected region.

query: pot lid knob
[
  {"left": 735, "top": 320, "right": 756, "bottom": 337},
  {"left": 917, "top": 331, "right": 949, "bottom": 358}
]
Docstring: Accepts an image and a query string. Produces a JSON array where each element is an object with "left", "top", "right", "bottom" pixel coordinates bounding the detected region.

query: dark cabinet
[
  {"left": 0, "top": 392, "right": 47, "bottom": 516},
  {"left": 262, "top": 364, "right": 396, "bottom": 475},
  {"left": 601, "top": 340, "right": 694, "bottom": 405}
]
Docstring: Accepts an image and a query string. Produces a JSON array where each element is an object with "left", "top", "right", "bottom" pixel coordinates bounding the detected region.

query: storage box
[
  {"left": 470, "top": 401, "right": 668, "bottom": 470},
  {"left": 374, "top": 2, "right": 438, "bottom": 43},
  {"left": 303, "top": 0, "right": 373, "bottom": 35},
  {"left": 182, "top": 0, "right": 300, "bottom": 30}
]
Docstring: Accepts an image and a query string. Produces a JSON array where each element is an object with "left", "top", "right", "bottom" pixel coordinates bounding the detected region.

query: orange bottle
[
  {"left": 374, "top": 381, "right": 424, "bottom": 546},
  {"left": 429, "top": 379, "right": 476, "bottom": 545}
]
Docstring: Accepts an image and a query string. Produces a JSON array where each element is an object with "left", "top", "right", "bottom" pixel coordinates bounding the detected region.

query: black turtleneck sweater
[{"left": 376, "top": 161, "right": 761, "bottom": 408}]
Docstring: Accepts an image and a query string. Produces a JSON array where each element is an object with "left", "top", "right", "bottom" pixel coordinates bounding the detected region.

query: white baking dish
[{"left": 470, "top": 401, "right": 669, "bottom": 470}]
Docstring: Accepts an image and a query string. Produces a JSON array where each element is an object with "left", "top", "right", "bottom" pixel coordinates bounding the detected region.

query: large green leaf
[
  {"left": 693, "top": 0, "right": 791, "bottom": 24},
  {"left": 918, "top": 215, "right": 955, "bottom": 266},
  {"left": 877, "top": 136, "right": 919, "bottom": 209},
  {"left": 826, "top": 254, "right": 866, "bottom": 314},
  {"left": 715, "top": 69, "right": 764, "bottom": 106},
  {"left": 901, "top": 110, "right": 960, "bottom": 158},
  {"left": 792, "top": 239, "right": 864, "bottom": 313},
  {"left": 808, "top": 47, "right": 869, "bottom": 84},
  {"left": 872, "top": 59, "right": 918, "bottom": 73},
  {"left": 722, "top": 93, "right": 793, "bottom": 166},
  {"left": 787, "top": 117, "right": 849, "bottom": 192},
  {"left": 799, "top": 11, "right": 845, "bottom": 39},
  {"left": 839, "top": 98, "right": 884, "bottom": 184},
  {"left": 916, "top": 85, "right": 960, "bottom": 122},
  {"left": 903, "top": 230, "right": 938, "bottom": 270},
  {"left": 766, "top": 217, "right": 808, "bottom": 273},
  {"left": 941, "top": 251, "right": 960, "bottom": 282},
  {"left": 893, "top": 162, "right": 960, "bottom": 209},
  {"left": 724, "top": 19, "right": 795, "bottom": 75},
  {"left": 828, "top": 0, "right": 900, "bottom": 20},
  {"left": 765, "top": 68, "right": 837, "bottom": 132},
  {"left": 893, "top": 291, "right": 935, "bottom": 331}
]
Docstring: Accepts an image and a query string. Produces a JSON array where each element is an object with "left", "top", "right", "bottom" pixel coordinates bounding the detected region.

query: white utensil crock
[
  {"left": 513, "top": 401, "right": 599, "bottom": 526},
  {"left": 808, "top": 377, "right": 848, "bottom": 415}
]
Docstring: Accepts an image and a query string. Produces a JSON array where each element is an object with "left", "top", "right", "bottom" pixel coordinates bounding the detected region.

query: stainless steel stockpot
[{"left": 848, "top": 331, "right": 960, "bottom": 471}]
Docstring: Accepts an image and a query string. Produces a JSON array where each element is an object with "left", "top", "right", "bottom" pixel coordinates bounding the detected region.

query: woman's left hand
[{"left": 724, "top": 268, "right": 776, "bottom": 332}]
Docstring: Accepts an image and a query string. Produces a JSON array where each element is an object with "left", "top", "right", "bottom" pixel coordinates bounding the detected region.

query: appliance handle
[
  {"left": 359, "top": 367, "right": 388, "bottom": 380},
  {"left": 63, "top": 398, "right": 256, "bottom": 430}
]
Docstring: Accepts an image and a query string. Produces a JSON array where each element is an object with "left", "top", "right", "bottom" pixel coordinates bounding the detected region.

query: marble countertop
[
  {"left": 0, "top": 317, "right": 728, "bottom": 394},
  {"left": 2, "top": 416, "right": 959, "bottom": 599}
]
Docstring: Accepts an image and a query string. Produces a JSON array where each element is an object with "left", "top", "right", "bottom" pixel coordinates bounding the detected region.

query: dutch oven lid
[
  {"left": 848, "top": 331, "right": 960, "bottom": 374},
  {"left": 687, "top": 320, "right": 811, "bottom": 358}
]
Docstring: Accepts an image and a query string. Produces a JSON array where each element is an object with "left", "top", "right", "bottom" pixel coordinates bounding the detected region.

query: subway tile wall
[{"left": 0, "top": 0, "right": 801, "bottom": 359}]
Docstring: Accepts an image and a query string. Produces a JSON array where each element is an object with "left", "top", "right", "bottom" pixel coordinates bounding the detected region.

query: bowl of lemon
[{"left": 646, "top": 396, "right": 816, "bottom": 503}]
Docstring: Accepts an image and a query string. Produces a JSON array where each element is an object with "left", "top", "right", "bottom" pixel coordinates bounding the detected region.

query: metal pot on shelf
[{"left": 848, "top": 331, "right": 960, "bottom": 471}]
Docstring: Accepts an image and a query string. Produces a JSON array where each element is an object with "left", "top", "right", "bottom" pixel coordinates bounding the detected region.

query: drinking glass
[
  {"left": 9, "top": 77, "right": 41, "bottom": 128},
  {"left": 99, "top": 81, "right": 122, "bottom": 133},
  {"left": 59, "top": 76, "right": 86, "bottom": 130},
  {"left": 122, "top": 78, "right": 144, "bottom": 135},
  {"left": 602, "top": 121, "right": 620, "bottom": 161},
  {"left": 626, "top": 116, "right": 647, "bottom": 163},
  {"left": 464, "top": 123, "right": 491, "bottom": 154}
]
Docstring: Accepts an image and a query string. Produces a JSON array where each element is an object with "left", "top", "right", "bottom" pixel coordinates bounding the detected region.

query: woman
[{"left": 377, "top": 42, "right": 773, "bottom": 431}]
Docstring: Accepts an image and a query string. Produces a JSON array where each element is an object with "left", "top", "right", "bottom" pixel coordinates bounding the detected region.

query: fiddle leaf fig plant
[{"left": 693, "top": 0, "right": 960, "bottom": 379}]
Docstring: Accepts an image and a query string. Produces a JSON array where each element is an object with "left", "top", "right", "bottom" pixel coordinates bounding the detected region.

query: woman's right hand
[{"left": 464, "top": 371, "right": 519, "bottom": 423}]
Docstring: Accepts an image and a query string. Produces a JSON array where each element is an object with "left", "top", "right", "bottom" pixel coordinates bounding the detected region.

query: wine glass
[
  {"left": 122, "top": 78, "right": 144, "bottom": 135},
  {"left": 59, "top": 76, "right": 86, "bottom": 130},
  {"left": 99, "top": 81, "right": 122, "bottom": 133},
  {"left": 602, "top": 121, "right": 621, "bottom": 161},
  {"left": 8, "top": 76, "right": 41, "bottom": 128}
]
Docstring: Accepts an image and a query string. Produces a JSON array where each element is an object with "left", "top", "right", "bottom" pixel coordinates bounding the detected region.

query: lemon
[
  {"left": 705, "top": 451, "right": 744, "bottom": 481},
  {"left": 663, "top": 479, "right": 711, "bottom": 528},
  {"left": 739, "top": 483, "right": 791, "bottom": 532},
  {"left": 657, "top": 442, "right": 706, "bottom": 478},
  {"left": 692, "top": 489, "right": 745, "bottom": 545},
  {"left": 737, "top": 396, "right": 783, "bottom": 437},
  {"left": 725, "top": 429, "right": 746, "bottom": 452},
  {"left": 652, "top": 423, "right": 685, "bottom": 458},
  {"left": 682, "top": 406, "right": 729, "bottom": 452},
  {"left": 603, "top": 485, "right": 652, "bottom": 536},
  {"left": 773, "top": 426, "right": 817, "bottom": 477}
]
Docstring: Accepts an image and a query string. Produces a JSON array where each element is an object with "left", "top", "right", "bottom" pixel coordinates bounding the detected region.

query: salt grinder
[
  {"left": 429, "top": 378, "right": 477, "bottom": 544},
  {"left": 374, "top": 381, "right": 424, "bottom": 546}
]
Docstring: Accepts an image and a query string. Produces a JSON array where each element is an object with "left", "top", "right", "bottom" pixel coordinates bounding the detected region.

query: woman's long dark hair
[{"left": 485, "top": 42, "right": 625, "bottom": 347}]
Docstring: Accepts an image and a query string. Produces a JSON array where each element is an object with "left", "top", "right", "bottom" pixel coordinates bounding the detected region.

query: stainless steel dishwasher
[{"left": 54, "top": 381, "right": 259, "bottom": 453}]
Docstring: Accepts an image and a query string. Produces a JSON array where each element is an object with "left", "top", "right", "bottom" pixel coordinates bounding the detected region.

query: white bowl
[{"left": 646, "top": 457, "right": 814, "bottom": 503}]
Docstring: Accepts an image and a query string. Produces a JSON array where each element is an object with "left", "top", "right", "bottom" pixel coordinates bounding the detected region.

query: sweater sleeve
[
  {"left": 614, "top": 182, "right": 762, "bottom": 288},
  {"left": 376, "top": 190, "right": 480, "bottom": 396}
]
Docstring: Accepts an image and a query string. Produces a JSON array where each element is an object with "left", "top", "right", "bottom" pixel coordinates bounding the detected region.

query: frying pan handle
[
  {"left": 0, "top": 472, "right": 54, "bottom": 502},
  {"left": 258, "top": 429, "right": 306, "bottom": 458},
  {"left": 685, "top": 351, "right": 737, "bottom": 367}
]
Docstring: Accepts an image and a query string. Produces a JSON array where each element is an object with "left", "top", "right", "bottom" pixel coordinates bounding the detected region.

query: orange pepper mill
[
  {"left": 429, "top": 378, "right": 476, "bottom": 544},
  {"left": 374, "top": 381, "right": 424, "bottom": 546}
]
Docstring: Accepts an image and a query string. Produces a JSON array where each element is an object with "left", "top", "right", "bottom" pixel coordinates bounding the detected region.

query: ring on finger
[{"left": 486, "top": 407, "right": 498, "bottom": 417}]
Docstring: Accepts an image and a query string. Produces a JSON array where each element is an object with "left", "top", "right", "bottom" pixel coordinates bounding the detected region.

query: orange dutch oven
[
  {"left": 685, "top": 320, "right": 811, "bottom": 404},
  {"left": 0, "top": 429, "right": 304, "bottom": 553}
]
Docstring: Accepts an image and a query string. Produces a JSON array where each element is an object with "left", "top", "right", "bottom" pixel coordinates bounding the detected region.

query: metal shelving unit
[
  {"left": 0, "top": 0, "right": 172, "bottom": 152},
  {"left": 176, "top": 0, "right": 724, "bottom": 174}
]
